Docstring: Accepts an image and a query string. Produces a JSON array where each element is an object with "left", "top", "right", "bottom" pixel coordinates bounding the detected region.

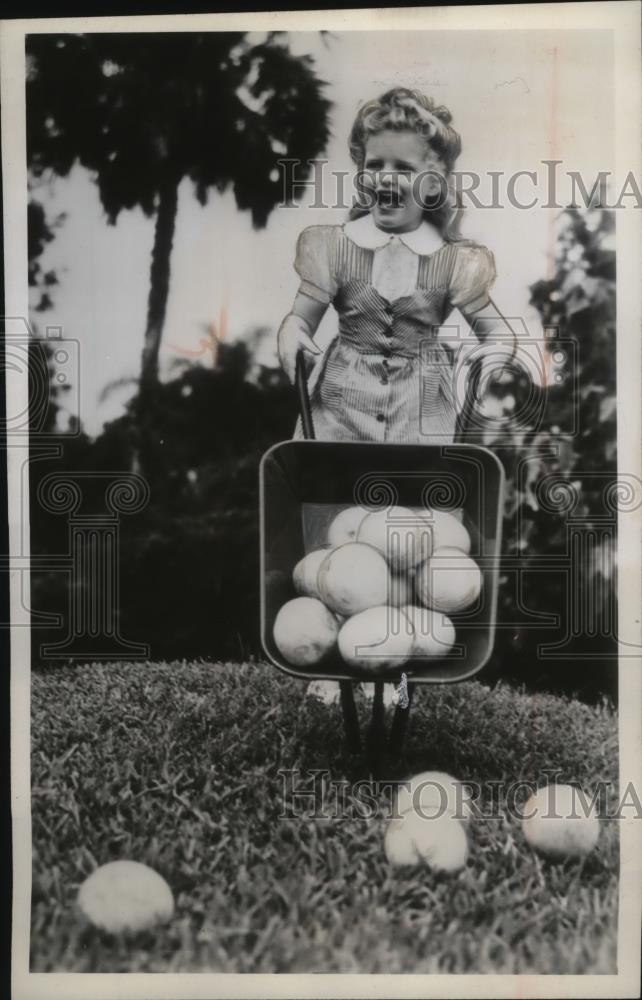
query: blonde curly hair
[{"left": 349, "top": 87, "right": 464, "bottom": 238}]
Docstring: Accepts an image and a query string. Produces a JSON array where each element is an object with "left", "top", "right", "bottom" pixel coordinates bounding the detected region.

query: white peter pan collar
[{"left": 343, "top": 213, "right": 446, "bottom": 255}]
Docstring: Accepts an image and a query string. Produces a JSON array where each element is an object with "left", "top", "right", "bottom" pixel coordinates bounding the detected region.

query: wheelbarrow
[{"left": 259, "top": 350, "right": 505, "bottom": 773}]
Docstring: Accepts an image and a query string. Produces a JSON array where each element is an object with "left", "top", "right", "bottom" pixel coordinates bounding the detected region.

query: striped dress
[{"left": 291, "top": 214, "right": 496, "bottom": 444}]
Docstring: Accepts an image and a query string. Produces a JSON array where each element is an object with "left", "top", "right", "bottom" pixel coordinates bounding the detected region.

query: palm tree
[{"left": 26, "top": 31, "right": 332, "bottom": 390}]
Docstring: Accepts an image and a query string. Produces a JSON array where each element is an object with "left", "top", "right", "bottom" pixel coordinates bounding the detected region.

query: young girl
[
  {"left": 277, "top": 88, "right": 515, "bottom": 705},
  {"left": 278, "top": 87, "right": 515, "bottom": 442}
]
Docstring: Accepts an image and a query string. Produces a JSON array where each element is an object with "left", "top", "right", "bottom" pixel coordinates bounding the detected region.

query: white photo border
[{"left": 3, "top": 3, "right": 641, "bottom": 998}]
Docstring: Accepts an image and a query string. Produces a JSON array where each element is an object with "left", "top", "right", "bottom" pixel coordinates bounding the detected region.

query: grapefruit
[
  {"left": 384, "top": 817, "right": 420, "bottom": 866},
  {"left": 357, "top": 506, "right": 432, "bottom": 572},
  {"left": 327, "top": 506, "right": 369, "bottom": 547},
  {"left": 402, "top": 605, "right": 455, "bottom": 658},
  {"left": 418, "top": 508, "right": 471, "bottom": 554},
  {"left": 395, "top": 770, "right": 473, "bottom": 823},
  {"left": 273, "top": 596, "right": 339, "bottom": 667},
  {"left": 292, "top": 548, "right": 329, "bottom": 599},
  {"left": 338, "top": 605, "right": 413, "bottom": 673},
  {"left": 389, "top": 572, "right": 413, "bottom": 607},
  {"left": 384, "top": 811, "right": 468, "bottom": 871},
  {"left": 522, "top": 784, "right": 600, "bottom": 859},
  {"left": 415, "top": 546, "right": 482, "bottom": 613},
  {"left": 77, "top": 861, "right": 174, "bottom": 934},
  {"left": 317, "top": 542, "right": 391, "bottom": 616},
  {"left": 405, "top": 809, "right": 469, "bottom": 871}
]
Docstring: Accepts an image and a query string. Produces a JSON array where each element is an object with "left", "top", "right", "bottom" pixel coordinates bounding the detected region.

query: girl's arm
[
  {"left": 277, "top": 292, "right": 328, "bottom": 384},
  {"left": 461, "top": 300, "right": 518, "bottom": 355},
  {"left": 460, "top": 299, "right": 519, "bottom": 392}
]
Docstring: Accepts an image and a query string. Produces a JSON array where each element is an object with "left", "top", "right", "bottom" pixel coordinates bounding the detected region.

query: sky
[{"left": 29, "top": 28, "right": 614, "bottom": 436}]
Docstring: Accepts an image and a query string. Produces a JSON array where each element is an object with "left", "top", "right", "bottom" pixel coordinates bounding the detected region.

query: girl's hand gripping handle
[
  {"left": 295, "top": 349, "right": 316, "bottom": 440},
  {"left": 277, "top": 313, "right": 321, "bottom": 385}
]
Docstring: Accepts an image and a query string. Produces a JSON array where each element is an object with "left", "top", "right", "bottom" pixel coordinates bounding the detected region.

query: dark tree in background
[
  {"left": 27, "top": 198, "right": 76, "bottom": 436},
  {"left": 25, "top": 29, "right": 328, "bottom": 666},
  {"left": 28, "top": 200, "right": 60, "bottom": 314},
  {"left": 26, "top": 32, "right": 331, "bottom": 390}
]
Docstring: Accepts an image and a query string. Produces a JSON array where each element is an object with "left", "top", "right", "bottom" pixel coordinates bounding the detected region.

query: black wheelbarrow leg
[
  {"left": 339, "top": 681, "right": 361, "bottom": 754},
  {"left": 365, "top": 680, "right": 387, "bottom": 778},
  {"left": 388, "top": 681, "right": 415, "bottom": 760}
]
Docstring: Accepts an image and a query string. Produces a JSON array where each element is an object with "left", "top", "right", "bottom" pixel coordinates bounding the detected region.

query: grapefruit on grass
[
  {"left": 77, "top": 860, "right": 174, "bottom": 934},
  {"left": 395, "top": 770, "right": 473, "bottom": 824},
  {"left": 522, "top": 784, "right": 600, "bottom": 859},
  {"left": 384, "top": 811, "right": 468, "bottom": 871}
]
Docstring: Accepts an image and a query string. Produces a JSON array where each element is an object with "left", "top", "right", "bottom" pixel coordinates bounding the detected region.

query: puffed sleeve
[
  {"left": 449, "top": 245, "right": 497, "bottom": 314},
  {"left": 294, "top": 225, "right": 338, "bottom": 304}
]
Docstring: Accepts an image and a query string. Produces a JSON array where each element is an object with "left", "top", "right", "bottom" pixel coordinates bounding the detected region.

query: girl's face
[{"left": 362, "top": 129, "right": 446, "bottom": 233}]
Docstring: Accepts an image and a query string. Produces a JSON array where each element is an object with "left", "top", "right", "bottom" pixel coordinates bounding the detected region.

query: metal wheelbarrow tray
[{"left": 260, "top": 439, "right": 504, "bottom": 684}]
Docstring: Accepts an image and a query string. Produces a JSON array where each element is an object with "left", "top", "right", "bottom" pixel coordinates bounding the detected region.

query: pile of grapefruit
[{"left": 272, "top": 504, "right": 483, "bottom": 675}]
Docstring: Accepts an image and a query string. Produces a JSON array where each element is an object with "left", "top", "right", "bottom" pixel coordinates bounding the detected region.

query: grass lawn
[{"left": 31, "top": 660, "right": 619, "bottom": 974}]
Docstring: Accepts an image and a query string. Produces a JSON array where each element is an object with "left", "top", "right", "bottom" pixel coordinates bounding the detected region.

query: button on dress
[{"left": 291, "top": 214, "right": 496, "bottom": 444}]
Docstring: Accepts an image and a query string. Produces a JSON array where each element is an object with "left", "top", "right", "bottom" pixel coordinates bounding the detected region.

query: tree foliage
[
  {"left": 482, "top": 207, "right": 617, "bottom": 700},
  {"left": 27, "top": 198, "right": 78, "bottom": 436},
  {"left": 26, "top": 32, "right": 332, "bottom": 386},
  {"left": 27, "top": 32, "right": 332, "bottom": 225}
]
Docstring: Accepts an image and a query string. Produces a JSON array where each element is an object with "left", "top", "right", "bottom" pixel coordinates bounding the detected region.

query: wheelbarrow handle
[
  {"left": 295, "top": 349, "right": 316, "bottom": 441},
  {"left": 455, "top": 355, "right": 484, "bottom": 443}
]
